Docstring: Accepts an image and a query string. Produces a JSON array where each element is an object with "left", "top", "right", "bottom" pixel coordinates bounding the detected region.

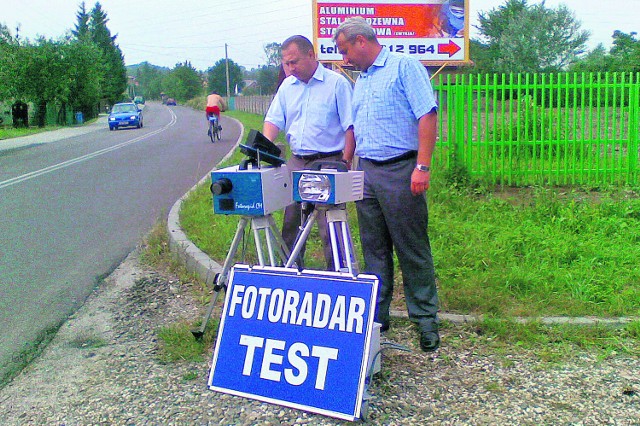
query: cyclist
[{"left": 205, "top": 92, "right": 225, "bottom": 134}]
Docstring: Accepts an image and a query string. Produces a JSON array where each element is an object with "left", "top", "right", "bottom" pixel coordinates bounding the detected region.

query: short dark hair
[{"left": 282, "top": 35, "right": 314, "bottom": 55}]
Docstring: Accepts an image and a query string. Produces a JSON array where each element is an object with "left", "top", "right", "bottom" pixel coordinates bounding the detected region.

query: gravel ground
[{"left": 1, "top": 251, "right": 639, "bottom": 425}]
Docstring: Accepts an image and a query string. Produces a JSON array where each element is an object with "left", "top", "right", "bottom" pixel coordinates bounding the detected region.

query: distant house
[{"left": 238, "top": 80, "right": 259, "bottom": 95}]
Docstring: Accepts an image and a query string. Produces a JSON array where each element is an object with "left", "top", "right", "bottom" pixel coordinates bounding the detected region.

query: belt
[
  {"left": 293, "top": 150, "right": 342, "bottom": 162},
  {"left": 363, "top": 150, "right": 417, "bottom": 166}
]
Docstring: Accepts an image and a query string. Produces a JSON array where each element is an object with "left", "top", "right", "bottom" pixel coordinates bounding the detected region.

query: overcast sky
[{"left": 2, "top": 0, "right": 638, "bottom": 71}]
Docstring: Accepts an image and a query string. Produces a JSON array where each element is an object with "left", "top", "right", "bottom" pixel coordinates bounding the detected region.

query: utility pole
[{"left": 225, "top": 43, "right": 231, "bottom": 99}]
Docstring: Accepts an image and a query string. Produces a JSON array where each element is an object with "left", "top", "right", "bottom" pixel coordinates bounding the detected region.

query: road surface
[{"left": 0, "top": 102, "right": 240, "bottom": 384}]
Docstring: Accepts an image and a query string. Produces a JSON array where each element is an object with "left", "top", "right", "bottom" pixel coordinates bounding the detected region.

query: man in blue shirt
[
  {"left": 333, "top": 17, "right": 440, "bottom": 352},
  {"left": 263, "top": 35, "right": 354, "bottom": 269}
]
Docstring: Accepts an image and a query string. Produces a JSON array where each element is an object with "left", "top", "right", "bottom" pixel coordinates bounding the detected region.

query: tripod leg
[
  {"left": 217, "top": 217, "right": 249, "bottom": 287},
  {"left": 326, "top": 206, "right": 359, "bottom": 275},
  {"left": 341, "top": 220, "right": 359, "bottom": 274},
  {"left": 265, "top": 228, "right": 276, "bottom": 266},
  {"left": 267, "top": 215, "right": 291, "bottom": 265},
  {"left": 285, "top": 209, "right": 319, "bottom": 268},
  {"left": 191, "top": 216, "right": 249, "bottom": 339},
  {"left": 253, "top": 226, "right": 266, "bottom": 266},
  {"left": 328, "top": 221, "right": 342, "bottom": 272},
  {"left": 191, "top": 285, "right": 224, "bottom": 340},
  {"left": 251, "top": 215, "right": 275, "bottom": 267}
]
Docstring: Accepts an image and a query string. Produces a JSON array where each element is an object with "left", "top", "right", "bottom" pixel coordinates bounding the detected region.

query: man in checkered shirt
[{"left": 333, "top": 17, "right": 440, "bottom": 352}]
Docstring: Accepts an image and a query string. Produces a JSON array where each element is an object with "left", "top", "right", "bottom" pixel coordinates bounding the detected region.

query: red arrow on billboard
[{"left": 438, "top": 40, "right": 461, "bottom": 57}]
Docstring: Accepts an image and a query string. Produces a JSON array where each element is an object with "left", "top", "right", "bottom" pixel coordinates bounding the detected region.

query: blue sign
[{"left": 208, "top": 265, "right": 378, "bottom": 421}]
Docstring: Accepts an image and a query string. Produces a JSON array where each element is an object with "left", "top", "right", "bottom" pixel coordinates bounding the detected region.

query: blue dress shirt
[
  {"left": 265, "top": 64, "right": 353, "bottom": 156},
  {"left": 352, "top": 47, "right": 438, "bottom": 161}
]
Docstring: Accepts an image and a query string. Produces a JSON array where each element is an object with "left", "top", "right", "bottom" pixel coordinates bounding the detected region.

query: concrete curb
[
  {"left": 166, "top": 117, "right": 638, "bottom": 329},
  {"left": 167, "top": 116, "right": 244, "bottom": 287}
]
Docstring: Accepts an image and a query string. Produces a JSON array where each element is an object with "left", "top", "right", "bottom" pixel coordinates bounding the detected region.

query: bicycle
[{"left": 207, "top": 114, "right": 222, "bottom": 143}]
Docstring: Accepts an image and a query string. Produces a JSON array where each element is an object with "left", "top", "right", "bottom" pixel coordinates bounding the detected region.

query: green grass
[
  {"left": 178, "top": 110, "right": 335, "bottom": 270},
  {"left": 180, "top": 110, "right": 640, "bottom": 319},
  {"left": 432, "top": 185, "right": 640, "bottom": 317},
  {"left": 0, "top": 125, "right": 63, "bottom": 141},
  {"left": 157, "top": 321, "right": 217, "bottom": 363},
  {"left": 469, "top": 317, "right": 640, "bottom": 359},
  {"left": 139, "top": 218, "right": 221, "bottom": 363},
  {"left": 149, "top": 109, "right": 640, "bottom": 363}
]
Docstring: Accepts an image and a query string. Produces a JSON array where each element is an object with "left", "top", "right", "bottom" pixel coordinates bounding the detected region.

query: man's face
[
  {"left": 281, "top": 44, "right": 317, "bottom": 83},
  {"left": 335, "top": 33, "right": 366, "bottom": 70}
]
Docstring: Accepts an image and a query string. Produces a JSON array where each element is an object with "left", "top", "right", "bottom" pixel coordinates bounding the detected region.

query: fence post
[
  {"left": 451, "top": 73, "right": 466, "bottom": 173},
  {"left": 629, "top": 73, "right": 639, "bottom": 184}
]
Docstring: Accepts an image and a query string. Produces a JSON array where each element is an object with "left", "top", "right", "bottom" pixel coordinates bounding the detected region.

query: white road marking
[{"left": 0, "top": 110, "right": 177, "bottom": 190}]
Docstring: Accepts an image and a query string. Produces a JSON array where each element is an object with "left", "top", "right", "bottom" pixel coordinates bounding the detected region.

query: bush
[{"left": 490, "top": 95, "right": 570, "bottom": 159}]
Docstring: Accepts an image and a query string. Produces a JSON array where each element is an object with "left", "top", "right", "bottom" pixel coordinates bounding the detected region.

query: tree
[
  {"left": 253, "top": 42, "right": 282, "bottom": 94},
  {"left": 568, "top": 44, "right": 609, "bottom": 73},
  {"left": 569, "top": 31, "right": 640, "bottom": 73},
  {"left": 263, "top": 42, "right": 282, "bottom": 67},
  {"left": 608, "top": 31, "right": 640, "bottom": 72},
  {"left": 0, "top": 24, "right": 18, "bottom": 99},
  {"left": 473, "top": 0, "right": 589, "bottom": 73},
  {"left": 207, "top": 59, "right": 244, "bottom": 97},
  {"left": 72, "top": 2, "right": 90, "bottom": 41},
  {"left": 12, "top": 38, "right": 72, "bottom": 126},
  {"left": 64, "top": 40, "right": 103, "bottom": 119},
  {"left": 87, "top": 2, "right": 127, "bottom": 103},
  {"left": 162, "top": 61, "right": 203, "bottom": 102},
  {"left": 135, "top": 62, "right": 168, "bottom": 100},
  {"left": 255, "top": 65, "right": 280, "bottom": 95}
]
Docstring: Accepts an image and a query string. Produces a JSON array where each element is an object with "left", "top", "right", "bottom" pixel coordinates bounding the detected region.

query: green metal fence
[{"left": 433, "top": 72, "right": 640, "bottom": 186}]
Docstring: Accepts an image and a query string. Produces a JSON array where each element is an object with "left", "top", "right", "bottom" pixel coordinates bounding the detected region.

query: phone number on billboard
[{"left": 384, "top": 44, "right": 436, "bottom": 55}]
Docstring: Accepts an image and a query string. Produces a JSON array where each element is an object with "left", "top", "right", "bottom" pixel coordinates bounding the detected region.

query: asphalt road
[{"left": 0, "top": 102, "right": 240, "bottom": 384}]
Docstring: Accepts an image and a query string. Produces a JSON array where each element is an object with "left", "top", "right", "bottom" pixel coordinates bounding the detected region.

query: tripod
[
  {"left": 191, "top": 214, "right": 291, "bottom": 339},
  {"left": 285, "top": 203, "right": 359, "bottom": 275}
]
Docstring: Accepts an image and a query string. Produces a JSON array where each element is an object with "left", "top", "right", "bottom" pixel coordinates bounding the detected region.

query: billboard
[{"left": 313, "top": 0, "right": 470, "bottom": 64}]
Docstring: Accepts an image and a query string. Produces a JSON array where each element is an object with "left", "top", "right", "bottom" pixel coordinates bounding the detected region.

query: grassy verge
[
  {"left": 432, "top": 184, "right": 640, "bottom": 317},
  {"left": 178, "top": 110, "right": 332, "bottom": 270},
  {"left": 0, "top": 125, "right": 64, "bottom": 141},
  {"left": 0, "top": 118, "right": 100, "bottom": 143},
  {"left": 180, "top": 111, "right": 640, "bottom": 319},
  {"left": 139, "top": 218, "right": 219, "bottom": 363},
  {"left": 140, "top": 216, "right": 640, "bottom": 363},
  {"left": 389, "top": 316, "right": 640, "bottom": 362},
  {"left": 144, "top": 109, "right": 640, "bottom": 362}
]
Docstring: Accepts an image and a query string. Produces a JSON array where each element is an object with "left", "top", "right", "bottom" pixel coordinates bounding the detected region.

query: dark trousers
[
  {"left": 282, "top": 153, "right": 342, "bottom": 269},
  {"left": 356, "top": 157, "right": 439, "bottom": 331}
]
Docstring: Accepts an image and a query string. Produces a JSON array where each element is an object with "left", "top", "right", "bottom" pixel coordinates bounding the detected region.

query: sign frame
[{"left": 313, "top": 0, "right": 471, "bottom": 66}]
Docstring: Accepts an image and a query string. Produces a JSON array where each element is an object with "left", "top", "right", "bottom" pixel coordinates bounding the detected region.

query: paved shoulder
[{"left": 0, "top": 116, "right": 108, "bottom": 152}]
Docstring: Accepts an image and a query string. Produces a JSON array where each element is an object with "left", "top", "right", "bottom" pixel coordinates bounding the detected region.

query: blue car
[{"left": 109, "top": 102, "right": 143, "bottom": 130}]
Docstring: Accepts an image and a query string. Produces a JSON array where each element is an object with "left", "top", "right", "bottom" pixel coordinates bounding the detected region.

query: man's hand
[{"left": 411, "top": 168, "right": 431, "bottom": 195}]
